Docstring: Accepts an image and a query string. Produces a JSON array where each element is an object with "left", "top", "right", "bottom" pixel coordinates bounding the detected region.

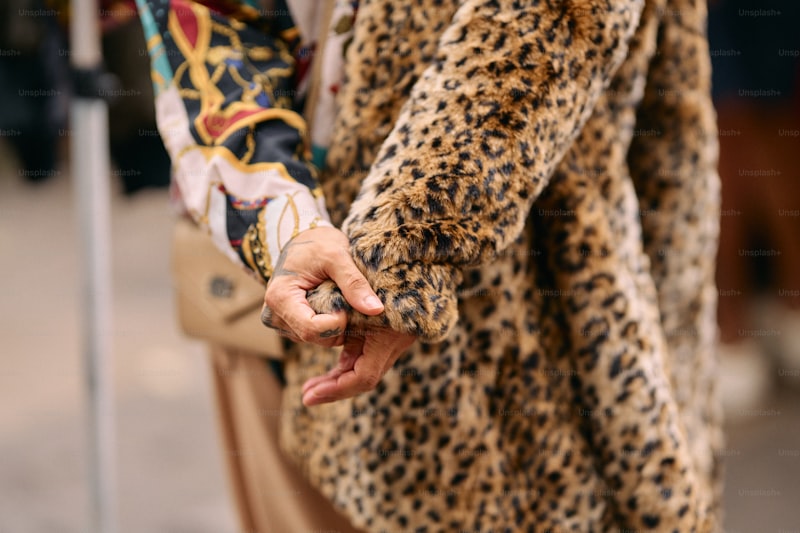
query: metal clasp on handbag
[{"left": 209, "top": 276, "right": 235, "bottom": 298}]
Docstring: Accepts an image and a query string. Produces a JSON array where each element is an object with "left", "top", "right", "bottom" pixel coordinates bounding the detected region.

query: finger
[
  {"left": 301, "top": 357, "right": 351, "bottom": 395},
  {"left": 302, "top": 339, "right": 386, "bottom": 406},
  {"left": 260, "top": 305, "right": 274, "bottom": 327},
  {"left": 317, "top": 320, "right": 347, "bottom": 347},
  {"left": 338, "top": 334, "right": 364, "bottom": 370},
  {"left": 261, "top": 305, "right": 293, "bottom": 336},
  {"left": 267, "top": 283, "right": 348, "bottom": 344},
  {"left": 277, "top": 311, "right": 346, "bottom": 347},
  {"left": 300, "top": 364, "right": 347, "bottom": 396},
  {"left": 264, "top": 298, "right": 344, "bottom": 347},
  {"left": 302, "top": 332, "right": 389, "bottom": 398},
  {"left": 301, "top": 337, "right": 363, "bottom": 395},
  {"left": 361, "top": 332, "right": 410, "bottom": 384},
  {"left": 327, "top": 259, "right": 384, "bottom": 316}
]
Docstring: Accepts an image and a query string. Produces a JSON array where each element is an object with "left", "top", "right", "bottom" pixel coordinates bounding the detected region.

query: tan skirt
[{"left": 209, "top": 345, "right": 365, "bottom": 533}]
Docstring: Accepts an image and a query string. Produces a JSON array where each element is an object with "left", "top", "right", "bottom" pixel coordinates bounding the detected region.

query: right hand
[
  {"left": 300, "top": 328, "right": 417, "bottom": 406},
  {"left": 261, "top": 226, "right": 384, "bottom": 347}
]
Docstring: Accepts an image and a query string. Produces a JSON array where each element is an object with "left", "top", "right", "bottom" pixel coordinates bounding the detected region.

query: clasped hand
[{"left": 261, "top": 227, "right": 416, "bottom": 407}]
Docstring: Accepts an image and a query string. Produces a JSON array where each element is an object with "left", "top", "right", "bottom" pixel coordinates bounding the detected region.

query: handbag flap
[{"left": 171, "top": 218, "right": 265, "bottom": 324}]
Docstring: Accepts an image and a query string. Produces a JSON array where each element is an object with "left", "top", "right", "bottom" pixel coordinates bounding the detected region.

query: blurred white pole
[{"left": 69, "top": 0, "right": 117, "bottom": 531}]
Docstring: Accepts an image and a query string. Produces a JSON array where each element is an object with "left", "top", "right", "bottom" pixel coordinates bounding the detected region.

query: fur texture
[{"left": 289, "top": 0, "right": 722, "bottom": 531}]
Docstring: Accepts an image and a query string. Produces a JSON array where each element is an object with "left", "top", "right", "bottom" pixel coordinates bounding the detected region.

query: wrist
[{"left": 263, "top": 189, "right": 333, "bottom": 262}]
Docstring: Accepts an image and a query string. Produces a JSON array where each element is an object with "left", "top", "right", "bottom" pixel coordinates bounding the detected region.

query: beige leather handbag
[{"left": 171, "top": 217, "right": 284, "bottom": 358}]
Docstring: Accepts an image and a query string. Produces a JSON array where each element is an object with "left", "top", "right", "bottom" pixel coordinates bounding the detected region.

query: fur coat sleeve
[
  {"left": 292, "top": 1, "right": 722, "bottom": 530},
  {"left": 308, "top": 0, "right": 647, "bottom": 341}
]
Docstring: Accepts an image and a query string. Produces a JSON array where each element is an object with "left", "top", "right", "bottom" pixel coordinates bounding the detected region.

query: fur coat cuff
[{"left": 306, "top": 250, "right": 461, "bottom": 342}]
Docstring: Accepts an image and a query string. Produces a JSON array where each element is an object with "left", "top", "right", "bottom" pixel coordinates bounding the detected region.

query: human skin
[{"left": 261, "top": 226, "right": 416, "bottom": 406}]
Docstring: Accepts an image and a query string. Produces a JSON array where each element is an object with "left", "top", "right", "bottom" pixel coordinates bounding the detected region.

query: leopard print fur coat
[{"left": 283, "top": 0, "right": 723, "bottom": 531}]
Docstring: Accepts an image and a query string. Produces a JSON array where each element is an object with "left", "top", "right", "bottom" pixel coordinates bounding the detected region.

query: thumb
[{"left": 328, "top": 260, "right": 384, "bottom": 316}]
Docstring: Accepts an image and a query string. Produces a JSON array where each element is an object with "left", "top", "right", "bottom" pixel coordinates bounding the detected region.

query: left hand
[
  {"left": 301, "top": 328, "right": 417, "bottom": 406},
  {"left": 261, "top": 226, "right": 384, "bottom": 347}
]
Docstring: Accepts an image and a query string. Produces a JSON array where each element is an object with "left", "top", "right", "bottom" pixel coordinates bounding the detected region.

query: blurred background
[{"left": 0, "top": 0, "right": 798, "bottom": 531}]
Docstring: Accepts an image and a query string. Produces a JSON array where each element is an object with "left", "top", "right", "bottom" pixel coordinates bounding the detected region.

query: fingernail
[
  {"left": 303, "top": 389, "right": 326, "bottom": 406},
  {"left": 302, "top": 378, "right": 320, "bottom": 394},
  {"left": 364, "top": 295, "right": 383, "bottom": 309}
]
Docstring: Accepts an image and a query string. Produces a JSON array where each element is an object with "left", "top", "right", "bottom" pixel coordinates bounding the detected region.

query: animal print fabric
[{"left": 285, "top": 0, "right": 722, "bottom": 531}]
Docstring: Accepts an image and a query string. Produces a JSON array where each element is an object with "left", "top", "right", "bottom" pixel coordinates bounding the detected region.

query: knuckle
[
  {"left": 323, "top": 339, "right": 341, "bottom": 349},
  {"left": 343, "top": 274, "right": 368, "bottom": 291},
  {"left": 264, "top": 287, "right": 278, "bottom": 307},
  {"left": 296, "top": 326, "right": 314, "bottom": 343},
  {"left": 361, "top": 372, "right": 382, "bottom": 391},
  {"left": 260, "top": 306, "right": 273, "bottom": 327}
]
